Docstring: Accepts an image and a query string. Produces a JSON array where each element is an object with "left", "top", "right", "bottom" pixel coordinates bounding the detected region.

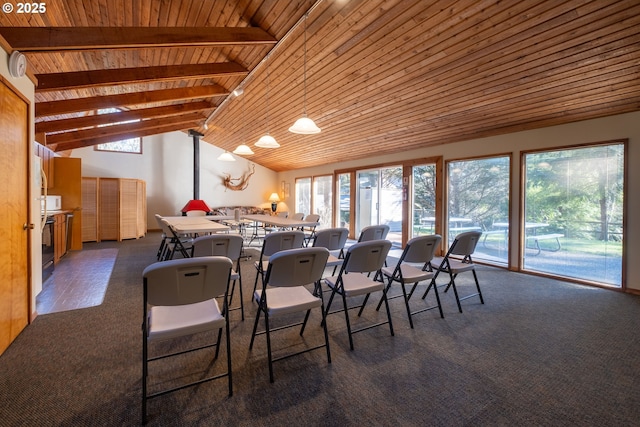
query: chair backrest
[
  {"left": 261, "top": 230, "right": 305, "bottom": 257},
  {"left": 186, "top": 210, "right": 207, "bottom": 217},
  {"left": 402, "top": 234, "right": 442, "bottom": 264},
  {"left": 154, "top": 214, "right": 165, "bottom": 231},
  {"left": 304, "top": 214, "right": 320, "bottom": 224},
  {"left": 312, "top": 227, "right": 349, "bottom": 251},
  {"left": 291, "top": 212, "right": 305, "bottom": 221},
  {"left": 143, "top": 256, "right": 232, "bottom": 306},
  {"left": 357, "top": 224, "right": 390, "bottom": 242},
  {"left": 342, "top": 239, "right": 392, "bottom": 273},
  {"left": 449, "top": 231, "right": 482, "bottom": 256},
  {"left": 276, "top": 212, "right": 289, "bottom": 218},
  {"left": 192, "top": 234, "right": 243, "bottom": 261},
  {"left": 159, "top": 218, "right": 176, "bottom": 236},
  {"left": 265, "top": 247, "right": 330, "bottom": 288}
]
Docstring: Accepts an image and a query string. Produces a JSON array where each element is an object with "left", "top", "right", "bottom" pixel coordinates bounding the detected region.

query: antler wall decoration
[{"left": 221, "top": 163, "right": 255, "bottom": 191}]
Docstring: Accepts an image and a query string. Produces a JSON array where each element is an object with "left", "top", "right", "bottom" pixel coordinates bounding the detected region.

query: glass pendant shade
[
  {"left": 289, "top": 115, "right": 321, "bottom": 134},
  {"left": 233, "top": 144, "right": 254, "bottom": 155},
  {"left": 217, "top": 151, "right": 236, "bottom": 161},
  {"left": 255, "top": 134, "right": 280, "bottom": 148}
]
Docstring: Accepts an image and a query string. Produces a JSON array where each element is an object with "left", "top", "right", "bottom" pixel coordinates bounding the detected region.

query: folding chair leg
[
  {"left": 381, "top": 288, "right": 395, "bottom": 337},
  {"left": 339, "top": 292, "right": 355, "bottom": 351},
  {"left": 214, "top": 328, "right": 223, "bottom": 359},
  {"left": 357, "top": 293, "right": 371, "bottom": 316},
  {"left": 401, "top": 283, "right": 414, "bottom": 329},
  {"left": 264, "top": 312, "right": 275, "bottom": 383},
  {"left": 249, "top": 305, "right": 263, "bottom": 350},
  {"left": 299, "top": 309, "right": 311, "bottom": 335},
  {"left": 473, "top": 270, "right": 485, "bottom": 304}
]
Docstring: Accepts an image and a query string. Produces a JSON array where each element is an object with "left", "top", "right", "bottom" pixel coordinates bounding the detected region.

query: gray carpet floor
[{"left": 1, "top": 232, "right": 639, "bottom": 426}]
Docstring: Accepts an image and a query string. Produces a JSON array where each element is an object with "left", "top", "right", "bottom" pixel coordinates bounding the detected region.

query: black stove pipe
[{"left": 188, "top": 129, "right": 204, "bottom": 200}]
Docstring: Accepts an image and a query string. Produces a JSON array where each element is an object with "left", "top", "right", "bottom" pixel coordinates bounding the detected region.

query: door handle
[{"left": 23, "top": 223, "right": 35, "bottom": 230}]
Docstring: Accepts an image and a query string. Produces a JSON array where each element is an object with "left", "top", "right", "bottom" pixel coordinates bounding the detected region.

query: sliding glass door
[{"left": 356, "top": 167, "right": 402, "bottom": 245}]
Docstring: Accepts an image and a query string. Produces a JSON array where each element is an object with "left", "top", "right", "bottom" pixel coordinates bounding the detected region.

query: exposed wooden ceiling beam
[
  {"left": 36, "top": 84, "right": 227, "bottom": 117},
  {"left": 36, "top": 62, "right": 247, "bottom": 92},
  {"left": 51, "top": 122, "right": 199, "bottom": 152},
  {"left": 46, "top": 112, "right": 204, "bottom": 148},
  {"left": 36, "top": 101, "right": 213, "bottom": 134},
  {"left": 0, "top": 27, "right": 277, "bottom": 52}
]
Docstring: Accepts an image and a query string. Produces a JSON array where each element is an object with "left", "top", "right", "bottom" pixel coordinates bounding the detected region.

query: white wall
[
  {"left": 72, "top": 131, "right": 279, "bottom": 225},
  {"left": 278, "top": 112, "right": 640, "bottom": 292}
]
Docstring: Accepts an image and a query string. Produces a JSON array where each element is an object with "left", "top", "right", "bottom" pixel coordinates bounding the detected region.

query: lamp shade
[
  {"left": 269, "top": 192, "right": 281, "bottom": 202},
  {"left": 233, "top": 144, "right": 254, "bottom": 155},
  {"left": 255, "top": 134, "right": 280, "bottom": 148},
  {"left": 289, "top": 115, "right": 321, "bottom": 134},
  {"left": 217, "top": 151, "right": 236, "bottom": 161}
]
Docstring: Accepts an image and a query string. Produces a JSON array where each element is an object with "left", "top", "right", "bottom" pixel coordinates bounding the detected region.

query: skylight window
[{"left": 94, "top": 108, "right": 142, "bottom": 154}]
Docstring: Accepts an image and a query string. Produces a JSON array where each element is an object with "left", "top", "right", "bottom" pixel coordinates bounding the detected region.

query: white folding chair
[
  {"left": 312, "top": 227, "right": 349, "bottom": 276},
  {"left": 378, "top": 234, "right": 443, "bottom": 328},
  {"left": 324, "top": 239, "right": 394, "bottom": 350},
  {"left": 193, "top": 234, "right": 245, "bottom": 320},
  {"left": 154, "top": 214, "right": 169, "bottom": 261},
  {"left": 301, "top": 214, "right": 320, "bottom": 246},
  {"left": 142, "top": 256, "right": 233, "bottom": 424},
  {"left": 428, "top": 231, "right": 484, "bottom": 312},
  {"left": 160, "top": 218, "right": 193, "bottom": 260},
  {"left": 357, "top": 224, "right": 390, "bottom": 242},
  {"left": 249, "top": 247, "right": 331, "bottom": 383},
  {"left": 253, "top": 231, "right": 305, "bottom": 294}
]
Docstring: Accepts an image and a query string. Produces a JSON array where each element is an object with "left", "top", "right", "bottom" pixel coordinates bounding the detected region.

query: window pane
[
  {"left": 380, "top": 167, "right": 403, "bottom": 245},
  {"left": 313, "top": 175, "right": 332, "bottom": 229},
  {"left": 295, "top": 177, "right": 311, "bottom": 216},
  {"left": 94, "top": 108, "right": 142, "bottom": 153},
  {"left": 524, "top": 144, "right": 623, "bottom": 286},
  {"left": 337, "top": 173, "right": 350, "bottom": 229},
  {"left": 412, "top": 164, "right": 436, "bottom": 238},
  {"left": 447, "top": 156, "right": 510, "bottom": 265}
]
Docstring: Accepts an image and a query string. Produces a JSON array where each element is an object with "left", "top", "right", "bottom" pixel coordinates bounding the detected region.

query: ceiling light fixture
[
  {"left": 232, "top": 87, "right": 244, "bottom": 97},
  {"left": 217, "top": 151, "right": 236, "bottom": 161},
  {"left": 256, "top": 56, "right": 281, "bottom": 148},
  {"left": 233, "top": 144, "right": 254, "bottom": 155},
  {"left": 289, "top": 13, "right": 321, "bottom": 135}
]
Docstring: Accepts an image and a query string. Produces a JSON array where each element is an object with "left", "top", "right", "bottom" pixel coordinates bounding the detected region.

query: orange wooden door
[{"left": 0, "top": 79, "right": 30, "bottom": 355}]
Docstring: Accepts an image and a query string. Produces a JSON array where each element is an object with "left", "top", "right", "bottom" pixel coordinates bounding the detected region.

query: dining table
[
  {"left": 242, "top": 214, "right": 318, "bottom": 245},
  {"left": 161, "top": 216, "right": 230, "bottom": 235}
]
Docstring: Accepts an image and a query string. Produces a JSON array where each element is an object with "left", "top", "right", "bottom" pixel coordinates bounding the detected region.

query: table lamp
[{"left": 269, "top": 193, "right": 280, "bottom": 213}]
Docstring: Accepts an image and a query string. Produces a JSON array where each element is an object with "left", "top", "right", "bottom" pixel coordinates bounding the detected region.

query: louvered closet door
[
  {"left": 81, "top": 177, "right": 98, "bottom": 242},
  {"left": 99, "top": 178, "right": 119, "bottom": 241}
]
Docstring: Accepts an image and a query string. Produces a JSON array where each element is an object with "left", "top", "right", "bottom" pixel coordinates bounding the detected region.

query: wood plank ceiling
[{"left": 1, "top": 0, "right": 639, "bottom": 172}]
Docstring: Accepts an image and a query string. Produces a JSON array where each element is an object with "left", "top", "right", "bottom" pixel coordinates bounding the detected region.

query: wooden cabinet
[
  {"left": 49, "top": 157, "right": 83, "bottom": 251},
  {"left": 82, "top": 177, "right": 146, "bottom": 242},
  {"left": 52, "top": 213, "right": 67, "bottom": 263}
]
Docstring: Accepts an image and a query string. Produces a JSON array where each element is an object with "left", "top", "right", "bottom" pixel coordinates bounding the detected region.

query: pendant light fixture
[
  {"left": 217, "top": 151, "right": 236, "bottom": 161},
  {"left": 256, "top": 56, "right": 281, "bottom": 148},
  {"left": 234, "top": 96, "right": 255, "bottom": 155},
  {"left": 289, "top": 13, "right": 321, "bottom": 135}
]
